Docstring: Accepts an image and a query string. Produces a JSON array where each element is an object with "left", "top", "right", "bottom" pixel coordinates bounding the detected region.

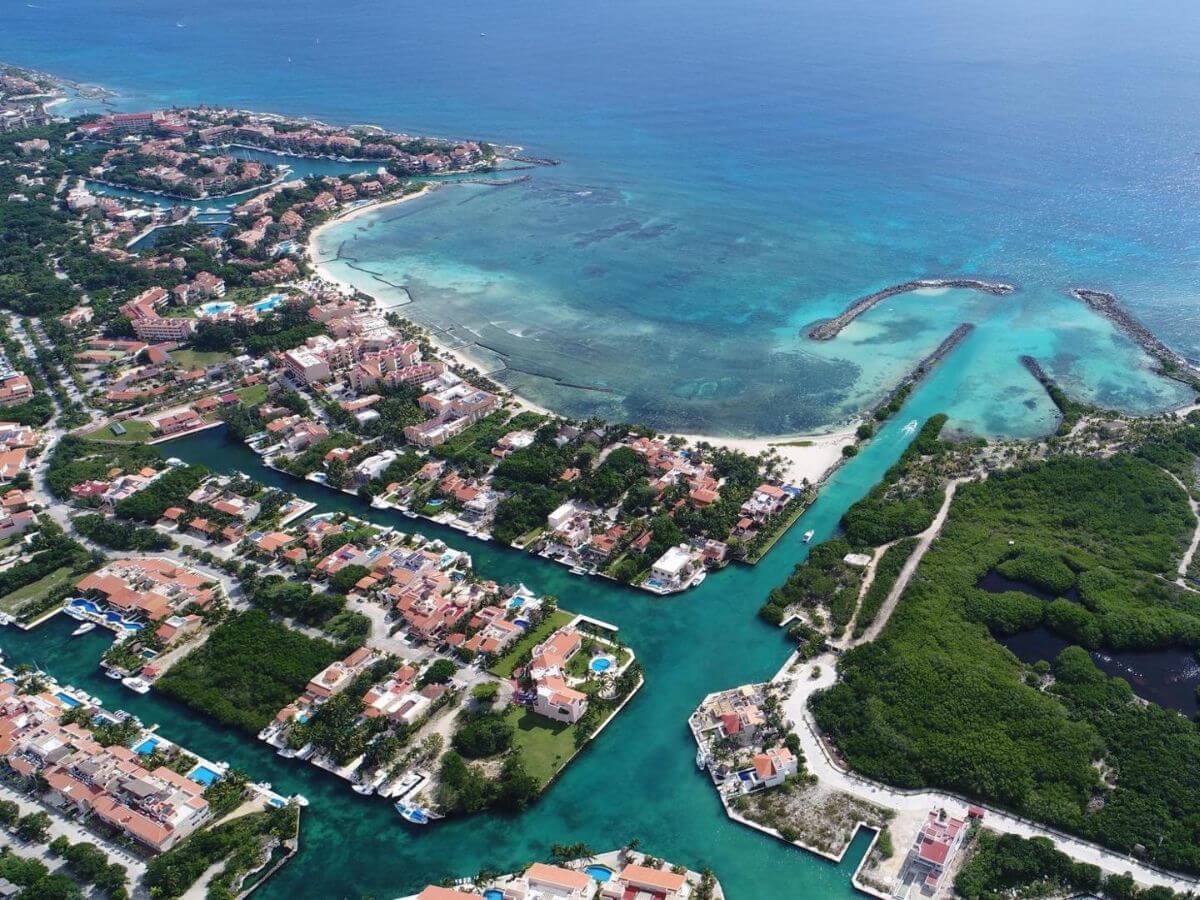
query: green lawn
[
  {"left": 488, "top": 609, "right": 573, "bottom": 678},
  {"left": 84, "top": 418, "right": 155, "bottom": 444},
  {"left": 0, "top": 566, "right": 73, "bottom": 614},
  {"left": 236, "top": 383, "right": 269, "bottom": 407},
  {"left": 171, "top": 348, "right": 232, "bottom": 369},
  {"left": 504, "top": 706, "right": 577, "bottom": 786}
]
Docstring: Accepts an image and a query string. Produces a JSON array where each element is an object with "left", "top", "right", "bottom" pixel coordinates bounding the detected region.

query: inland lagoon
[{"left": 5, "top": 372, "right": 975, "bottom": 898}]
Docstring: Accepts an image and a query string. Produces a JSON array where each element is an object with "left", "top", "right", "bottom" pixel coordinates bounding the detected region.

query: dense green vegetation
[
  {"left": 813, "top": 451, "right": 1200, "bottom": 873},
  {"left": 143, "top": 805, "right": 298, "bottom": 899},
  {"left": 840, "top": 415, "right": 948, "bottom": 547},
  {"left": 156, "top": 610, "right": 341, "bottom": 733},
  {"left": 74, "top": 513, "right": 174, "bottom": 551},
  {"left": 956, "top": 830, "right": 1188, "bottom": 900},
  {"left": 851, "top": 537, "right": 918, "bottom": 638},
  {"left": 242, "top": 573, "right": 370, "bottom": 645},
  {"left": 46, "top": 436, "right": 164, "bottom": 500},
  {"left": 0, "top": 522, "right": 92, "bottom": 608},
  {"left": 114, "top": 465, "right": 209, "bottom": 523},
  {"left": 758, "top": 538, "right": 861, "bottom": 634}
]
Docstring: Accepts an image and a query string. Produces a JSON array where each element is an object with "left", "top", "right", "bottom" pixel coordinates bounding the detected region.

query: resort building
[
  {"left": 899, "top": 810, "right": 972, "bottom": 895},
  {"left": 0, "top": 681, "right": 210, "bottom": 852},
  {"left": 76, "top": 557, "right": 218, "bottom": 622}
]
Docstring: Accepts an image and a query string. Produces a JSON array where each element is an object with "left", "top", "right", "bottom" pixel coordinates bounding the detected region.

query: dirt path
[
  {"left": 837, "top": 540, "right": 896, "bottom": 648},
  {"left": 852, "top": 478, "right": 966, "bottom": 646},
  {"left": 1160, "top": 470, "right": 1200, "bottom": 585}
]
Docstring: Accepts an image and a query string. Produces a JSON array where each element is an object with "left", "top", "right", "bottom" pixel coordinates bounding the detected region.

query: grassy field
[
  {"left": 0, "top": 566, "right": 73, "bottom": 614},
  {"left": 488, "top": 609, "right": 573, "bottom": 678},
  {"left": 236, "top": 383, "right": 269, "bottom": 406},
  {"left": 504, "top": 706, "right": 577, "bottom": 786},
  {"left": 84, "top": 418, "right": 155, "bottom": 444},
  {"left": 170, "top": 348, "right": 233, "bottom": 369}
]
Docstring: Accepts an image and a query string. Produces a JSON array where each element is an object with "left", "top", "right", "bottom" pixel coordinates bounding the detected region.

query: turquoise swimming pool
[
  {"left": 54, "top": 691, "right": 81, "bottom": 709},
  {"left": 189, "top": 764, "right": 221, "bottom": 786},
  {"left": 590, "top": 657, "right": 613, "bottom": 673},
  {"left": 584, "top": 865, "right": 613, "bottom": 882},
  {"left": 133, "top": 736, "right": 160, "bottom": 755}
]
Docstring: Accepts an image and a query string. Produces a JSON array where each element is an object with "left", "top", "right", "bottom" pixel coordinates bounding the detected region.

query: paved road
[{"left": 778, "top": 659, "right": 1200, "bottom": 895}]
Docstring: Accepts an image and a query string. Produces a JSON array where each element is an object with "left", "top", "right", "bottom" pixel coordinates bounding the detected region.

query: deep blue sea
[{"left": 6, "top": 0, "right": 1200, "bottom": 436}]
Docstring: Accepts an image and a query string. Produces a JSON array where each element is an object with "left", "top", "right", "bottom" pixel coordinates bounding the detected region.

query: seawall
[
  {"left": 807, "top": 278, "right": 1014, "bottom": 341},
  {"left": 1070, "top": 288, "right": 1200, "bottom": 388}
]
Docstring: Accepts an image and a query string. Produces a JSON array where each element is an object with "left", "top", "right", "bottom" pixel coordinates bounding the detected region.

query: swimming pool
[
  {"left": 54, "top": 691, "right": 82, "bottom": 709},
  {"left": 133, "top": 737, "right": 160, "bottom": 755},
  {"left": 70, "top": 598, "right": 100, "bottom": 615},
  {"left": 252, "top": 293, "right": 284, "bottom": 314},
  {"left": 584, "top": 865, "right": 613, "bottom": 882},
  {"left": 189, "top": 764, "right": 221, "bottom": 786},
  {"left": 198, "top": 300, "right": 236, "bottom": 317},
  {"left": 590, "top": 657, "right": 613, "bottom": 674},
  {"left": 483, "top": 890, "right": 504, "bottom": 900}
]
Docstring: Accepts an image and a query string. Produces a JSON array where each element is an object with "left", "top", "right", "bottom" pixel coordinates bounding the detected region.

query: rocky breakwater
[
  {"left": 807, "top": 278, "right": 1015, "bottom": 341},
  {"left": 870, "top": 322, "right": 975, "bottom": 418},
  {"left": 1071, "top": 288, "right": 1200, "bottom": 390}
]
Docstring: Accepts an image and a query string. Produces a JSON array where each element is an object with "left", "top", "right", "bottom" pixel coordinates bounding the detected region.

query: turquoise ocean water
[
  {"left": 5, "top": 0, "right": 1200, "bottom": 434},
  {"left": 4, "top": 2, "right": 1200, "bottom": 896}
]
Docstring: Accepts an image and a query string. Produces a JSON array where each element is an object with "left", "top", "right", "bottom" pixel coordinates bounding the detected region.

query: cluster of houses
[
  {"left": 0, "top": 419, "right": 42, "bottom": 486},
  {"left": 180, "top": 106, "right": 491, "bottom": 175},
  {"left": 405, "top": 853, "right": 721, "bottom": 900},
  {"left": 690, "top": 683, "right": 799, "bottom": 796},
  {"left": 75, "top": 557, "right": 219, "bottom": 625},
  {"left": 0, "top": 678, "right": 212, "bottom": 852}
]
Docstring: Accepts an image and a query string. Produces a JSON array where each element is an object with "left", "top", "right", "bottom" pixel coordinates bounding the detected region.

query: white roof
[{"left": 653, "top": 545, "right": 693, "bottom": 576}]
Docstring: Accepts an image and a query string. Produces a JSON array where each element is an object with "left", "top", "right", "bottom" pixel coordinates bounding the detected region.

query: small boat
[
  {"left": 105, "top": 669, "right": 124, "bottom": 680},
  {"left": 352, "top": 782, "right": 375, "bottom": 795},
  {"left": 291, "top": 794, "right": 309, "bottom": 807},
  {"left": 395, "top": 801, "right": 430, "bottom": 825},
  {"left": 902, "top": 419, "right": 918, "bottom": 435},
  {"left": 696, "top": 748, "right": 708, "bottom": 770},
  {"left": 71, "top": 623, "right": 96, "bottom": 637},
  {"left": 802, "top": 530, "right": 815, "bottom": 543},
  {"left": 276, "top": 746, "right": 297, "bottom": 759},
  {"left": 121, "top": 676, "right": 151, "bottom": 694}
]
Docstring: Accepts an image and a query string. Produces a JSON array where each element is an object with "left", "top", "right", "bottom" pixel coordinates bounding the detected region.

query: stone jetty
[{"left": 807, "top": 278, "right": 1014, "bottom": 341}]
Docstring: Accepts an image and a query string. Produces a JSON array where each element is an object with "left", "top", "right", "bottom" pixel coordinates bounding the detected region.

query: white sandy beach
[{"left": 305, "top": 189, "right": 857, "bottom": 487}]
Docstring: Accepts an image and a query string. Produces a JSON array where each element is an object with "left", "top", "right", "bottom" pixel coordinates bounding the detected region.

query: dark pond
[{"left": 1000, "top": 626, "right": 1200, "bottom": 718}]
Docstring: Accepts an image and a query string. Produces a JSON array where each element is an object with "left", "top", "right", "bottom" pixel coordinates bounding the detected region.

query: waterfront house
[
  {"left": 601, "top": 864, "right": 690, "bottom": 900},
  {"left": 902, "top": 810, "right": 970, "bottom": 895},
  {"left": 503, "top": 863, "right": 592, "bottom": 899}
]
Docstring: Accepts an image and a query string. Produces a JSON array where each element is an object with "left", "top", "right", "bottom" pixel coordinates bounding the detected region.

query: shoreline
[{"left": 304, "top": 190, "right": 858, "bottom": 486}]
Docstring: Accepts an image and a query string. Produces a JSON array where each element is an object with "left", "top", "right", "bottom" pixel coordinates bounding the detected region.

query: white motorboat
[
  {"left": 802, "top": 530, "right": 815, "bottom": 543},
  {"left": 395, "top": 801, "right": 431, "bottom": 825},
  {"left": 352, "top": 782, "right": 375, "bottom": 796},
  {"left": 121, "top": 676, "right": 151, "bottom": 694},
  {"left": 71, "top": 622, "right": 97, "bottom": 636},
  {"left": 696, "top": 748, "right": 708, "bottom": 770}
]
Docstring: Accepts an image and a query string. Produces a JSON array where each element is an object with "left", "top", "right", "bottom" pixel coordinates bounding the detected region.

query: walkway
[
  {"left": 777, "top": 659, "right": 1200, "bottom": 895},
  {"left": 851, "top": 477, "right": 965, "bottom": 646},
  {"left": 1163, "top": 470, "right": 1200, "bottom": 586}
]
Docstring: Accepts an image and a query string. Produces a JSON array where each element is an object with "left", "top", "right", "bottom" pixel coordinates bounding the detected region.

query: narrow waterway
[{"left": 2, "top": 368, "right": 971, "bottom": 898}]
